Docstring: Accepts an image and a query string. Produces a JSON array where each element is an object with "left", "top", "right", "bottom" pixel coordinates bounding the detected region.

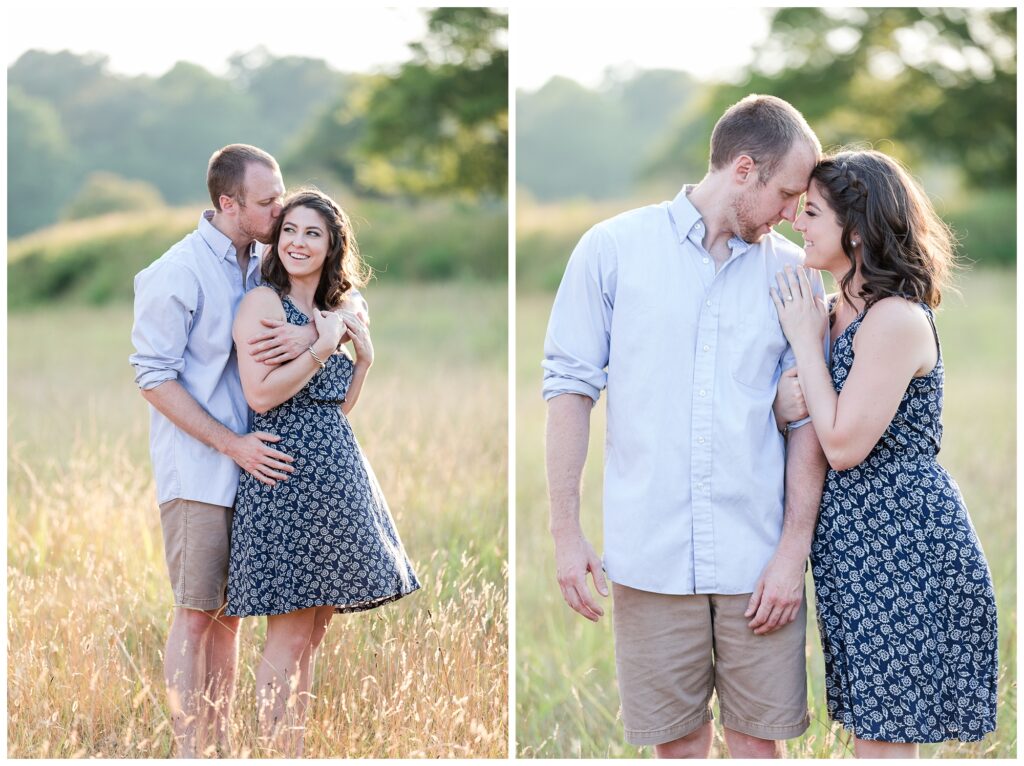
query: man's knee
[
  {"left": 175, "top": 607, "right": 224, "bottom": 644},
  {"left": 723, "top": 727, "right": 782, "bottom": 758},
  {"left": 654, "top": 722, "right": 713, "bottom": 758},
  {"left": 210, "top": 613, "right": 240, "bottom": 636}
]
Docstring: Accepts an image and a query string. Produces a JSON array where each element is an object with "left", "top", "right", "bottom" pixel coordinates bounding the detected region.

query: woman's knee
[
  {"left": 309, "top": 608, "right": 334, "bottom": 650},
  {"left": 266, "top": 609, "right": 317, "bottom": 659}
]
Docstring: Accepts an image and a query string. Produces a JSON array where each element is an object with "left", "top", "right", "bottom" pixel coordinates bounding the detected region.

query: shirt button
[
  {"left": 698, "top": 436, "right": 705, "bottom": 444},
  {"left": 697, "top": 482, "right": 704, "bottom": 491},
  {"left": 703, "top": 345, "right": 710, "bottom": 352},
  {"left": 695, "top": 222, "right": 703, "bottom": 231},
  {"left": 699, "top": 389, "right": 706, "bottom": 397},
  {"left": 702, "top": 257, "right": 709, "bottom": 264},
  {"left": 706, "top": 300, "right": 712, "bottom": 307}
]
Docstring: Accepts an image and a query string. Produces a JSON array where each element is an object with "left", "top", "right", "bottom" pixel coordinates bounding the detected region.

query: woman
[
  {"left": 225, "top": 188, "right": 420, "bottom": 756},
  {"left": 771, "top": 150, "right": 997, "bottom": 757}
]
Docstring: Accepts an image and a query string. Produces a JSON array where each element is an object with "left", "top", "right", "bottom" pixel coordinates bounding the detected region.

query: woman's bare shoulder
[
  {"left": 234, "top": 287, "right": 286, "bottom": 336},
  {"left": 857, "top": 296, "right": 933, "bottom": 348},
  {"left": 239, "top": 286, "right": 284, "bottom": 311}
]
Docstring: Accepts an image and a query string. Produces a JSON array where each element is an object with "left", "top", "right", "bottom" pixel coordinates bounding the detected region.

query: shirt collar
[
  {"left": 668, "top": 185, "right": 754, "bottom": 255},
  {"left": 668, "top": 185, "right": 703, "bottom": 244},
  {"left": 199, "top": 210, "right": 237, "bottom": 263}
]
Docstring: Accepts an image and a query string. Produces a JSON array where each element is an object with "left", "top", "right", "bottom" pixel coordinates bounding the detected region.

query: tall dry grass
[
  {"left": 515, "top": 269, "right": 1016, "bottom": 759},
  {"left": 8, "top": 282, "right": 508, "bottom": 758}
]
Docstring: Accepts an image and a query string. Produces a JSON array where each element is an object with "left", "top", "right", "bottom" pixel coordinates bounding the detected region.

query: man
[
  {"left": 543, "top": 95, "right": 829, "bottom": 758},
  {"left": 130, "top": 144, "right": 360, "bottom": 757}
]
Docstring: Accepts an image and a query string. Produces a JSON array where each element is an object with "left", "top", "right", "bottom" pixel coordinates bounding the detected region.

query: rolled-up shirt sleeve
[
  {"left": 130, "top": 262, "right": 201, "bottom": 390},
  {"left": 542, "top": 225, "right": 617, "bottom": 403},
  {"left": 785, "top": 267, "right": 829, "bottom": 430}
]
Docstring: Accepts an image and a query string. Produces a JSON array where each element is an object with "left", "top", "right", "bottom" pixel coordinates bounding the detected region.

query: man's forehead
[
  {"left": 244, "top": 163, "right": 284, "bottom": 194},
  {"left": 781, "top": 145, "right": 817, "bottom": 187},
  {"left": 772, "top": 172, "right": 809, "bottom": 196},
  {"left": 773, "top": 168, "right": 813, "bottom": 194}
]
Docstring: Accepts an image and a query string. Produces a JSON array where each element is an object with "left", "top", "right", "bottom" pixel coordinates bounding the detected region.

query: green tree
[
  {"left": 650, "top": 8, "right": 1016, "bottom": 188},
  {"left": 62, "top": 172, "right": 165, "bottom": 221},
  {"left": 517, "top": 77, "right": 627, "bottom": 200},
  {"left": 7, "top": 87, "right": 76, "bottom": 235},
  {"left": 8, "top": 50, "right": 154, "bottom": 181},
  {"left": 517, "top": 70, "right": 702, "bottom": 201},
  {"left": 359, "top": 7, "right": 508, "bottom": 197},
  {"left": 7, "top": 49, "right": 108, "bottom": 111},
  {"left": 8, "top": 48, "right": 352, "bottom": 231},
  {"left": 229, "top": 48, "right": 352, "bottom": 151},
  {"left": 134, "top": 62, "right": 261, "bottom": 202},
  {"left": 282, "top": 78, "right": 373, "bottom": 191}
]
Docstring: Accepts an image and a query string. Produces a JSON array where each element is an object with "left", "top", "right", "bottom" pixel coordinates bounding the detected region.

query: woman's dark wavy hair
[
  {"left": 811, "top": 150, "right": 957, "bottom": 311},
  {"left": 262, "top": 188, "right": 369, "bottom": 309}
]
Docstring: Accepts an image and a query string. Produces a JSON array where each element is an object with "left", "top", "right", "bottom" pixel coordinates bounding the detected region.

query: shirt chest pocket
[
  {"left": 730, "top": 311, "right": 788, "bottom": 393},
  {"left": 187, "top": 301, "right": 234, "bottom": 359}
]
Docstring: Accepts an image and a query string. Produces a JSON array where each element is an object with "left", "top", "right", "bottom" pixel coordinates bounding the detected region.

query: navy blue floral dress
[
  {"left": 226, "top": 294, "right": 420, "bottom": 617},
  {"left": 811, "top": 301, "right": 997, "bottom": 743}
]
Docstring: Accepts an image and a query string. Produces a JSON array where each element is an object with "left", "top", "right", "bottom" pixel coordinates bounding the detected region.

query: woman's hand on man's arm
[{"left": 773, "top": 366, "right": 808, "bottom": 431}]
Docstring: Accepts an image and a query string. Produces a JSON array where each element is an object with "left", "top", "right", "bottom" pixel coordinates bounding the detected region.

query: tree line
[
  {"left": 8, "top": 8, "right": 507, "bottom": 238},
  {"left": 518, "top": 7, "right": 1014, "bottom": 202}
]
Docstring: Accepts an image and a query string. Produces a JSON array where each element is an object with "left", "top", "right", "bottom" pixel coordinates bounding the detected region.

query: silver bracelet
[{"left": 307, "top": 345, "right": 327, "bottom": 370}]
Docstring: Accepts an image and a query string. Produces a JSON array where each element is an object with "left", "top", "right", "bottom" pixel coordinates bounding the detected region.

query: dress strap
[{"left": 920, "top": 302, "right": 941, "bottom": 361}]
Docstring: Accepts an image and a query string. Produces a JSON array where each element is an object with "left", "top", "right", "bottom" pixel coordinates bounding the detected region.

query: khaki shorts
[
  {"left": 612, "top": 582, "right": 809, "bottom": 746},
  {"left": 159, "top": 498, "right": 232, "bottom": 611}
]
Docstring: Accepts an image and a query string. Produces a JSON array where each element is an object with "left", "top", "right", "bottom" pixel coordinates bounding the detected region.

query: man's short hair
[
  {"left": 207, "top": 144, "right": 279, "bottom": 211},
  {"left": 709, "top": 95, "right": 821, "bottom": 184}
]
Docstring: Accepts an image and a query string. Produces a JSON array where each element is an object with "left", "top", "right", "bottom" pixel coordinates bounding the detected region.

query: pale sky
[
  {"left": 5, "top": 1, "right": 431, "bottom": 77},
  {"left": 514, "top": 6, "right": 773, "bottom": 91}
]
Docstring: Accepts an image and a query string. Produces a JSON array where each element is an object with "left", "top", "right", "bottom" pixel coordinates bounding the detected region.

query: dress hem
[
  {"left": 224, "top": 583, "right": 421, "bottom": 618},
  {"left": 830, "top": 713, "right": 997, "bottom": 744}
]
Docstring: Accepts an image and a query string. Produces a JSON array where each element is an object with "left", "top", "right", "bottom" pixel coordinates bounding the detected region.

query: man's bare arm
[
  {"left": 547, "top": 393, "right": 608, "bottom": 622},
  {"left": 746, "top": 421, "right": 828, "bottom": 634},
  {"left": 141, "top": 380, "right": 294, "bottom": 486},
  {"left": 248, "top": 321, "right": 317, "bottom": 365},
  {"left": 249, "top": 292, "right": 369, "bottom": 365},
  {"left": 780, "top": 422, "right": 828, "bottom": 555}
]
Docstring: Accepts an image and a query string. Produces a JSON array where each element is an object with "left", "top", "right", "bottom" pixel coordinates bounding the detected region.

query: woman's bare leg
[
  {"left": 292, "top": 607, "right": 335, "bottom": 756},
  {"left": 854, "top": 737, "right": 918, "bottom": 759},
  {"left": 255, "top": 608, "right": 316, "bottom": 756}
]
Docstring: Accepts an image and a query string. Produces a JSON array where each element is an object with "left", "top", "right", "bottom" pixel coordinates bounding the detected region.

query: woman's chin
[
  {"left": 281, "top": 263, "right": 316, "bottom": 280},
  {"left": 802, "top": 252, "right": 828, "bottom": 272}
]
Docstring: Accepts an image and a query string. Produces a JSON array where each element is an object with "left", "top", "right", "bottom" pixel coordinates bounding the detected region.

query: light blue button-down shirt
[
  {"left": 130, "top": 211, "right": 261, "bottom": 507},
  {"left": 543, "top": 186, "right": 824, "bottom": 595}
]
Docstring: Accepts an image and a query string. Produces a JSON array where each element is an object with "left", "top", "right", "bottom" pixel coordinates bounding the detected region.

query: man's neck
[
  {"left": 209, "top": 211, "right": 253, "bottom": 258},
  {"left": 686, "top": 177, "right": 736, "bottom": 262}
]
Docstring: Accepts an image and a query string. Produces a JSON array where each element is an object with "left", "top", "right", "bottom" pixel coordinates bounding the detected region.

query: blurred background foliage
[
  {"left": 517, "top": 7, "right": 1015, "bottom": 288},
  {"left": 8, "top": 7, "right": 508, "bottom": 303}
]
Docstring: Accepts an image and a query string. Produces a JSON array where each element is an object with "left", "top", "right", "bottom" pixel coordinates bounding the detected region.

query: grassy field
[
  {"left": 7, "top": 282, "right": 508, "bottom": 758},
  {"left": 515, "top": 269, "right": 1016, "bottom": 758}
]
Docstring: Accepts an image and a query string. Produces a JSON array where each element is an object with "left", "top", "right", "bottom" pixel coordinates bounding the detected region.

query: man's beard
[
  {"left": 731, "top": 189, "right": 770, "bottom": 244},
  {"left": 238, "top": 210, "right": 274, "bottom": 245}
]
